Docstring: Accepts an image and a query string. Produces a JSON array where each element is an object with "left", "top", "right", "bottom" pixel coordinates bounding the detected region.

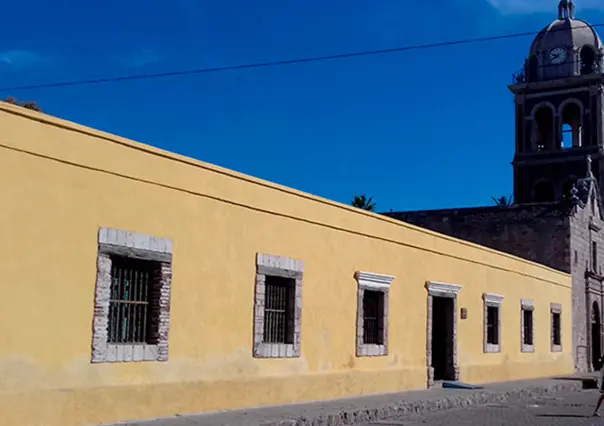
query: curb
[{"left": 263, "top": 380, "right": 584, "bottom": 426}]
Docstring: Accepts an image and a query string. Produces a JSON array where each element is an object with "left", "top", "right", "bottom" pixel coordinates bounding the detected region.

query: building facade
[
  {"left": 0, "top": 102, "right": 573, "bottom": 426},
  {"left": 386, "top": 0, "right": 604, "bottom": 373}
]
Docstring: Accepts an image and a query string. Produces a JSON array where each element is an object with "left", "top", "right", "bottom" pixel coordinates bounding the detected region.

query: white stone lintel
[
  {"left": 256, "top": 253, "right": 304, "bottom": 272},
  {"left": 426, "top": 281, "right": 462, "bottom": 295},
  {"left": 355, "top": 271, "right": 395, "bottom": 290},
  {"left": 521, "top": 298, "right": 535, "bottom": 308},
  {"left": 483, "top": 293, "right": 505, "bottom": 305},
  {"left": 98, "top": 227, "right": 173, "bottom": 254}
]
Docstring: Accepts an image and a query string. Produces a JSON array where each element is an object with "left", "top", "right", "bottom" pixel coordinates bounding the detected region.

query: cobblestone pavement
[
  {"left": 361, "top": 390, "right": 604, "bottom": 426},
  {"left": 109, "top": 377, "right": 591, "bottom": 426}
]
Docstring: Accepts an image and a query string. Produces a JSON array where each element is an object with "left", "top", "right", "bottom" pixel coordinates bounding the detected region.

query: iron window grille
[
  {"left": 363, "top": 290, "right": 385, "bottom": 345},
  {"left": 108, "top": 256, "right": 159, "bottom": 345},
  {"left": 263, "top": 276, "right": 295, "bottom": 344},
  {"left": 486, "top": 306, "right": 499, "bottom": 345}
]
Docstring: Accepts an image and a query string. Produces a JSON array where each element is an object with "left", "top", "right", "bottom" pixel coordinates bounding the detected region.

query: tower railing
[
  {"left": 512, "top": 69, "right": 526, "bottom": 84},
  {"left": 512, "top": 55, "right": 604, "bottom": 84}
]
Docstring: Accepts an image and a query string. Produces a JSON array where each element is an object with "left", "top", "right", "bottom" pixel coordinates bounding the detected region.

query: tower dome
[{"left": 524, "top": 0, "right": 603, "bottom": 82}]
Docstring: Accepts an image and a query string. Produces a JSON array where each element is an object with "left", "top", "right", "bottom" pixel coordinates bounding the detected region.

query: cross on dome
[{"left": 558, "top": 0, "right": 576, "bottom": 20}]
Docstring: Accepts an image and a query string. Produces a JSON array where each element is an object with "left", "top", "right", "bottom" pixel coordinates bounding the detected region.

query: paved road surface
[{"left": 360, "top": 390, "right": 604, "bottom": 426}]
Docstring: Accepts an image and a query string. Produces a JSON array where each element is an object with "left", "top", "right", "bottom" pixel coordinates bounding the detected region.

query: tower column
[{"left": 555, "top": 113, "right": 562, "bottom": 149}]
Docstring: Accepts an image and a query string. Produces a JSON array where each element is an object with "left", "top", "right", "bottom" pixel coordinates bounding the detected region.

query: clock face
[{"left": 549, "top": 47, "right": 567, "bottom": 64}]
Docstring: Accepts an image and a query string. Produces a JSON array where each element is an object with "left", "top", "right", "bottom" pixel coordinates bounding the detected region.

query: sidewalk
[{"left": 110, "top": 375, "right": 592, "bottom": 426}]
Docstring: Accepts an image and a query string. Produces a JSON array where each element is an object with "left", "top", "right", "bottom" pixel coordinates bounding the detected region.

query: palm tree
[
  {"left": 351, "top": 195, "right": 376, "bottom": 211},
  {"left": 491, "top": 195, "right": 513, "bottom": 207}
]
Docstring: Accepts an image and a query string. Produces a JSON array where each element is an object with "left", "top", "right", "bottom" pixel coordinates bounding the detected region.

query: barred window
[
  {"left": 253, "top": 253, "right": 303, "bottom": 359},
  {"left": 486, "top": 306, "right": 499, "bottom": 345},
  {"left": 363, "top": 290, "right": 385, "bottom": 345},
  {"left": 108, "top": 256, "right": 158, "bottom": 345},
  {"left": 263, "top": 276, "right": 295, "bottom": 344},
  {"left": 523, "top": 309, "right": 534, "bottom": 345},
  {"left": 552, "top": 312, "right": 561, "bottom": 346}
]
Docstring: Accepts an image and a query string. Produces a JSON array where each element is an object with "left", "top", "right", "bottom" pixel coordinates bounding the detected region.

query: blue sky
[{"left": 1, "top": 1, "right": 604, "bottom": 212}]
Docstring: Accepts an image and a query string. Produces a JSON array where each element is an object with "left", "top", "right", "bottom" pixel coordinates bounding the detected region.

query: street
[{"left": 360, "top": 390, "right": 604, "bottom": 426}]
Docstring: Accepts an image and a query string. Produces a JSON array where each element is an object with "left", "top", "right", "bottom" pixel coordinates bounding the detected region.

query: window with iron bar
[
  {"left": 523, "top": 309, "right": 534, "bottom": 346},
  {"left": 108, "top": 256, "right": 158, "bottom": 345},
  {"left": 363, "top": 290, "right": 385, "bottom": 345},
  {"left": 263, "top": 276, "right": 295, "bottom": 344},
  {"left": 552, "top": 312, "right": 561, "bottom": 346},
  {"left": 486, "top": 305, "right": 499, "bottom": 345}
]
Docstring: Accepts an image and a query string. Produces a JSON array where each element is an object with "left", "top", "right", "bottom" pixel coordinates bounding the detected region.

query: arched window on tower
[
  {"left": 533, "top": 107, "right": 555, "bottom": 151},
  {"left": 562, "top": 123, "right": 573, "bottom": 148},
  {"left": 534, "top": 181, "right": 555, "bottom": 202},
  {"left": 527, "top": 55, "right": 539, "bottom": 82},
  {"left": 560, "top": 102, "right": 582, "bottom": 148},
  {"left": 581, "top": 46, "right": 597, "bottom": 75}
]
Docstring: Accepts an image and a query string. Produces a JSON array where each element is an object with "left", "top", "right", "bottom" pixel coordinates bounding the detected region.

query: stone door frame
[{"left": 425, "top": 281, "right": 462, "bottom": 388}]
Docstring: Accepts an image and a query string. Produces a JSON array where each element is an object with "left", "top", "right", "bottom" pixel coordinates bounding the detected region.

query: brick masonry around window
[
  {"left": 91, "top": 227, "right": 173, "bottom": 363},
  {"left": 521, "top": 299, "right": 535, "bottom": 353},
  {"left": 355, "top": 271, "right": 395, "bottom": 357},
  {"left": 253, "top": 253, "right": 304, "bottom": 358},
  {"left": 483, "top": 293, "right": 504, "bottom": 353},
  {"left": 551, "top": 302, "right": 563, "bottom": 352}
]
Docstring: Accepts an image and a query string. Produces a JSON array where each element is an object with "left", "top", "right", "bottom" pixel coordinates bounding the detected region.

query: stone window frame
[
  {"left": 253, "top": 253, "right": 304, "bottom": 358},
  {"left": 483, "top": 293, "right": 504, "bottom": 353},
  {"left": 355, "top": 271, "right": 395, "bottom": 357},
  {"left": 425, "top": 281, "right": 462, "bottom": 387},
  {"left": 551, "top": 303, "right": 563, "bottom": 352},
  {"left": 520, "top": 299, "right": 535, "bottom": 353},
  {"left": 92, "top": 227, "right": 173, "bottom": 363}
]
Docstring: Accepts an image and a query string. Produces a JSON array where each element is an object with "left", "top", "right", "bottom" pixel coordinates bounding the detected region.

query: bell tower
[{"left": 509, "top": 0, "right": 604, "bottom": 204}]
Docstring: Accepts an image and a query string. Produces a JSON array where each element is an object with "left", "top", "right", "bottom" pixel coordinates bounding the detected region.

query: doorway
[
  {"left": 592, "top": 301, "right": 601, "bottom": 370},
  {"left": 431, "top": 296, "right": 455, "bottom": 381}
]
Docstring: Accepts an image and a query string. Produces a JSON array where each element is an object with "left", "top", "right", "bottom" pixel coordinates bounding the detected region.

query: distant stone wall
[{"left": 384, "top": 204, "right": 571, "bottom": 273}]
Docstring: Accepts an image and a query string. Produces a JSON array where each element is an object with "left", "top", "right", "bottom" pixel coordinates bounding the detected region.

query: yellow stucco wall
[{"left": 0, "top": 104, "right": 573, "bottom": 426}]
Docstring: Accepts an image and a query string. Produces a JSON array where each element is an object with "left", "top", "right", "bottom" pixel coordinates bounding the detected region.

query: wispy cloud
[
  {"left": 121, "top": 49, "right": 161, "bottom": 68},
  {"left": 487, "top": 0, "right": 604, "bottom": 15},
  {"left": 0, "top": 50, "right": 45, "bottom": 71}
]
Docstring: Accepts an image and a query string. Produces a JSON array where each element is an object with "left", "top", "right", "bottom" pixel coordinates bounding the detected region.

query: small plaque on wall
[{"left": 460, "top": 308, "right": 468, "bottom": 320}]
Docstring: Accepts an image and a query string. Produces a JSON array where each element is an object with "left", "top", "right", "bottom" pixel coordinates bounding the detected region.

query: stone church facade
[{"left": 385, "top": 0, "right": 604, "bottom": 373}]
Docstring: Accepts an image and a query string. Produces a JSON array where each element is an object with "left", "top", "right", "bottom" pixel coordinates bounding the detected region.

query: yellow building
[{"left": 0, "top": 103, "right": 573, "bottom": 426}]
